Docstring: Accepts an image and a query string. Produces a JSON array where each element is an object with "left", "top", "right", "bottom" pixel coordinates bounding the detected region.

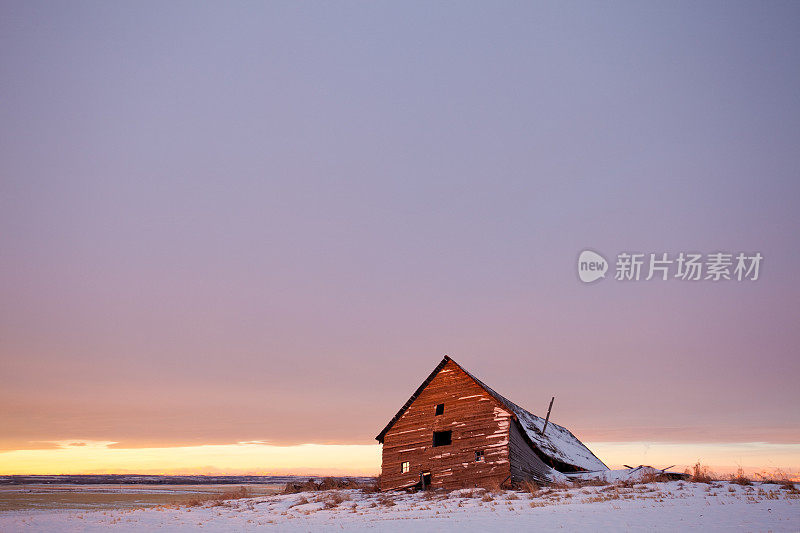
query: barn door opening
[{"left": 421, "top": 472, "right": 431, "bottom": 489}]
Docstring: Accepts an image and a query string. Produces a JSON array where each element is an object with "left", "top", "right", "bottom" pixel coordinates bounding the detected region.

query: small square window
[
  {"left": 401, "top": 461, "right": 410, "bottom": 473},
  {"left": 435, "top": 404, "right": 444, "bottom": 416},
  {"left": 475, "top": 450, "right": 485, "bottom": 462},
  {"left": 432, "top": 430, "right": 452, "bottom": 447}
]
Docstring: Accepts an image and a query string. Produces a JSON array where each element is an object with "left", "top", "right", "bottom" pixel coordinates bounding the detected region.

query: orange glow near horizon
[
  {"left": 1, "top": 441, "right": 798, "bottom": 479},
  {"left": 0, "top": 442, "right": 381, "bottom": 477}
]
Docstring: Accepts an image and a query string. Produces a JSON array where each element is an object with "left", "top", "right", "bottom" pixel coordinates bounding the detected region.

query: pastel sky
[{"left": 1, "top": 1, "right": 799, "bottom": 476}]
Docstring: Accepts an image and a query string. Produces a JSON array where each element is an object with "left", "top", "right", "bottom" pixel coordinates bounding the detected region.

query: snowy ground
[{"left": 1, "top": 480, "right": 798, "bottom": 532}]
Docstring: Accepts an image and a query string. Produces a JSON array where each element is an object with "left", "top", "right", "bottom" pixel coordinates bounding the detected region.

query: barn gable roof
[{"left": 376, "top": 356, "right": 608, "bottom": 473}]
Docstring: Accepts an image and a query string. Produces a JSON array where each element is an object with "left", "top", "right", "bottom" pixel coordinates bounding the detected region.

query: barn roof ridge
[{"left": 374, "top": 355, "right": 453, "bottom": 443}]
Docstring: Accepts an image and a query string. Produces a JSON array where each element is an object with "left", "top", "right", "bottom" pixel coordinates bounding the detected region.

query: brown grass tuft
[
  {"left": 521, "top": 480, "right": 540, "bottom": 496},
  {"left": 377, "top": 494, "right": 396, "bottom": 507},
  {"left": 729, "top": 467, "right": 752, "bottom": 486},
  {"left": 638, "top": 471, "right": 672, "bottom": 484},
  {"left": 687, "top": 462, "right": 715, "bottom": 483},
  {"left": 361, "top": 478, "right": 381, "bottom": 494},
  {"left": 571, "top": 478, "right": 610, "bottom": 488},
  {"left": 754, "top": 469, "right": 798, "bottom": 491},
  {"left": 288, "top": 496, "right": 309, "bottom": 509},
  {"left": 183, "top": 486, "right": 252, "bottom": 507},
  {"left": 321, "top": 491, "right": 350, "bottom": 509},
  {"left": 586, "top": 490, "right": 620, "bottom": 503},
  {"left": 283, "top": 477, "right": 362, "bottom": 494}
]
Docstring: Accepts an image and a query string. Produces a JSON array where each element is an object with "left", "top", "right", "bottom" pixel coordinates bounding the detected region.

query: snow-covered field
[{"left": 1, "top": 480, "right": 798, "bottom": 532}]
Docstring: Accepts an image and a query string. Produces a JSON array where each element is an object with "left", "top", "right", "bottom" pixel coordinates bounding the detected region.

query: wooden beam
[{"left": 541, "top": 396, "right": 554, "bottom": 434}]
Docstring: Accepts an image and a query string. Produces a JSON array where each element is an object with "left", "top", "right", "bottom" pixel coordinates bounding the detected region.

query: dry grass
[
  {"left": 754, "top": 469, "right": 798, "bottom": 491},
  {"left": 571, "top": 478, "right": 610, "bottom": 488},
  {"left": 376, "top": 494, "right": 396, "bottom": 507},
  {"left": 321, "top": 491, "right": 350, "bottom": 509},
  {"left": 586, "top": 490, "right": 621, "bottom": 503},
  {"left": 686, "top": 462, "right": 716, "bottom": 484},
  {"left": 1, "top": 485, "right": 278, "bottom": 512},
  {"left": 360, "top": 478, "right": 381, "bottom": 494},
  {"left": 729, "top": 467, "right": 752, "bottom": 486},
  {"left": 287, "top": 495, "right": 309, "bottom": 509},
  {"left": 549, "top": 481, "right": 572, "bottom": 491},
  {"left": 422, "top": 489, "right": 449, "bottom": 501},
  {"left": 183, "top": 486, "right": 252, "bottom": 507},
  {"left": 282, "top": 477, "right": 363, "bottom": 494},
  {"left": 639, "top": 471, "right": 673, "bottom": 484},
  {"left": 520, "top": 480, "right": 540, "bottom": 496}
]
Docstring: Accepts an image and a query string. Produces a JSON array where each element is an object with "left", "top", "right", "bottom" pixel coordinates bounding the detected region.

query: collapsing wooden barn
[{"left": 376, "top": 356, "right": 608, "bottom": 490}]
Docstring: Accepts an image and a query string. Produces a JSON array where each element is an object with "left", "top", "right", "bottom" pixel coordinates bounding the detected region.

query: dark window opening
[
  {"left": 435, "top": 403, "right": 444, "bottom": 416},
  {"left": 432, "top": 430, "right": 452, "bottom": 447},
  {"left": 475, "top": 450, "right": 485, "bottom": 462}
]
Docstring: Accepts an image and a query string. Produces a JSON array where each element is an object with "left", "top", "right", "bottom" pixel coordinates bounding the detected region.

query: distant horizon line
[{"left": 1, "top": 464, "right": 796, "bottom": 477}]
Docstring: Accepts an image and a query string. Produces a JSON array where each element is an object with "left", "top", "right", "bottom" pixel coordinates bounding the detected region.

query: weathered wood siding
[
  {"left": 380, "top": 360, "right": 511, "bottom": 490},
  {"left": 508, "top": 421, "right": 553, "bottom": 483}
]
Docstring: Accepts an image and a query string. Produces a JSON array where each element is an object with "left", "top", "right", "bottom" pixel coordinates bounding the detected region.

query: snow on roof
[{"left": 460, "top": 366, "right": 609, "bottom": 472}]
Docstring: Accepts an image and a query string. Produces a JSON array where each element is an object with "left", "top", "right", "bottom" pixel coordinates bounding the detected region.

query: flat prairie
[{"left": 0, "top": 484, "right": 281, "bottom": 512}]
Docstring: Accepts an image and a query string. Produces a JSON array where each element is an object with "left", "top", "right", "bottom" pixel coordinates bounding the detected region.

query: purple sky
[{"left": 1, "top": 1, "right": 799, "bottom": 465}]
